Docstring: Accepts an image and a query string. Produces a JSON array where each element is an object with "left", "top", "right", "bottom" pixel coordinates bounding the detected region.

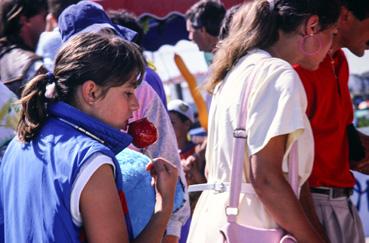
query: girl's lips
[
  {"left": 123, "top": 122, "right": 128, "bottom": 131},
  {"left": 123, "top": 115, "right": 134, "bottom": 130}
]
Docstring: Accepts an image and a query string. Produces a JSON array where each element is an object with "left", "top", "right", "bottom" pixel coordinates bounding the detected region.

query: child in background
[
  {"left": 0, "top": 32, "right": 178, "bottom": 243},
  {"left": 169, "top": 100, "right": 196, "bottom": 159},
  {"left": 168, "top": 99, "right": 206, "bottom": 187}
]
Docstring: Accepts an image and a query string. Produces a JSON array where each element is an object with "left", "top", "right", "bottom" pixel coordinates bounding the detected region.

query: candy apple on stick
[{"left": 128, "top": 117, "right": 158, "bottom": 149}]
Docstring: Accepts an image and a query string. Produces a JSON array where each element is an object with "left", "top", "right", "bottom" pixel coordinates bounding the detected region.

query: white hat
[{"left": 168, "top": 99, "right": 195, "bottom": 123}]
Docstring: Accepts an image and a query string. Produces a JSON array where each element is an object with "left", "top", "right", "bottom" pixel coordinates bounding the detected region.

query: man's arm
[{"left": 352, "top": 129, "right": 369, "bottom": 174}]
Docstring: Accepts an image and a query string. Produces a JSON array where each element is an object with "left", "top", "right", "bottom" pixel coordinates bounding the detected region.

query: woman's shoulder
[
  {"left": 235, "top": 49, "right": 293, "bottom": 74},
  {"left": 253, "top": 56, "right": 302, "bottom": 95}
]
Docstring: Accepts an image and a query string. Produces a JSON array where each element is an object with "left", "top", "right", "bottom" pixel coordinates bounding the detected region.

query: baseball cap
[
  {"left": 168, "top": 99, "right": 195, "bottom": 123},
  {"left": 58, "top": 1, "right": 137, "bottom": 42}
]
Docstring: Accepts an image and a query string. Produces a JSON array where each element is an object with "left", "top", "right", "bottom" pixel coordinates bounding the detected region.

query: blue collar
[{"left": 47, "top": 101, "right": 132, "bottom": 154}]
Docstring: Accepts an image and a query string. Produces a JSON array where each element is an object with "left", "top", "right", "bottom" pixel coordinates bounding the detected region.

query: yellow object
[
  {"left": 146, "top": 60, "right": 157, "bottom": 71},
  {"left": 174, "top": 53, "right": 208, "bottom": 130}
]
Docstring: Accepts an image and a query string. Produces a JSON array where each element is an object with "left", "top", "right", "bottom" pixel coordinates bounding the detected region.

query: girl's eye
[{"left": 125, "top": 92, "right": 134, "bottom": 98}]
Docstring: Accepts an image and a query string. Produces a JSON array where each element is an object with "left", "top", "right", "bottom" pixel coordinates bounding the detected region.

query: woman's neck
[
  {"left": 267, "top": 32, "right": 301, "bottom": 65},
  {"left": 330, "top": 34, "right": 342, "bottom": 55}
]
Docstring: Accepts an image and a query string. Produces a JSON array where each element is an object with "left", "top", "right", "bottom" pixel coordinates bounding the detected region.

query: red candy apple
[{"left": 128, "top": 117, "right": 158, "bottom": 148}]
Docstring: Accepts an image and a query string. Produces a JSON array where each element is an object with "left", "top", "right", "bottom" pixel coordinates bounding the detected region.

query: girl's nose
[{"left": 131, "top": 93, "right": 140, "bottom": 111}]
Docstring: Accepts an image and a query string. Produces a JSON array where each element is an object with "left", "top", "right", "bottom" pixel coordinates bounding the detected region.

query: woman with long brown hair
[{"left": 187, "top": 0, "right": 340, "bottom": 242}]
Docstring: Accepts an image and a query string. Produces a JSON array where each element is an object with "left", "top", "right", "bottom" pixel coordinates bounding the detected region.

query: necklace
[{"left": 328, "top": 52, "right": 341, "bottom": 96}]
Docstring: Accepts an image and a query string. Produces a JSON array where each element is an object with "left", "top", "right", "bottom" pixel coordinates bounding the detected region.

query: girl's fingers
[{"left": 146, "top": 161, "right": 154, "bottom": 171}]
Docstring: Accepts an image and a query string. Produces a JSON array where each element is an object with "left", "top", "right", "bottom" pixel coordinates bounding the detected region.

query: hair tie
[
  {"left": 267, "top": 0, "right": 275, "bottom": 11},
  {"left": 45, "top": 72, "right": 57, "bottom": 99},
  {"left": 46, "top": 72, "right": 56, "bottom": 84},
  {"left": 6, "top": 4, "right": 23, "bottom": 21}
]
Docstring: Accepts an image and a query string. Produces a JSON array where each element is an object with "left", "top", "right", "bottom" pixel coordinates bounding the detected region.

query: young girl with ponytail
[{"left": 0, "top": 32, "right": 178, "bottom": 243}]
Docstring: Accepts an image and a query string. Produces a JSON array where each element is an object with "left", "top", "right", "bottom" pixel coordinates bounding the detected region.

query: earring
[{"left": 299, "top": 33, "right": 321, "bottom": 56}]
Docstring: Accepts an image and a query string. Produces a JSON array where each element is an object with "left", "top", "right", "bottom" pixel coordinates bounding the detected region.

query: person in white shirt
[{"left": 187, "top": 1, "right": 340, "bottom": 242}]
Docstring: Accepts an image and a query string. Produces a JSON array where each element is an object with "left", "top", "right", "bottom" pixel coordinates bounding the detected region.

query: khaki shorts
[{"left": 312, "top": 192, "right": 365, "bottom": 243}]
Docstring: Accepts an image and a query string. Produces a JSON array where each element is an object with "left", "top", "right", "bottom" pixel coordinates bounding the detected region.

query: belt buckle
[
  {"left": 329, "top": 188, "right": 352, "bottom": 199},
  {"left": 213, "top": 182, "right": 226, "bottom": 194},
  {"left": 328, "top": 188, "right": 335, "bottom": 199},
  {"left": 326, "top": 188, "right": 339, "bottom": 199}
]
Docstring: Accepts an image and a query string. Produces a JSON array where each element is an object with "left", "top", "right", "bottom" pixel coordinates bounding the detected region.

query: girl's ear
[
  {"left": 338, "top": 6, "right": 350, "bottom": 25},
  {"left": 81, "top": 80, "right": 99, "bottom": 105},
  {"left": 305, "top": 15, "right": 320, "bottom": 35}
]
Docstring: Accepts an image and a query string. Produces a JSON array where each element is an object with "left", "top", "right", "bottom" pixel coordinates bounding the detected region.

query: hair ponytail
[
  {"left": 17, "top": 73, "right": 54, "bottom": 142},
  {"left": 207, "top": 0, "right": 277, "bottom": 92},
  {"left": 206, "top": 0, "right": 340, "bottom": 93}
]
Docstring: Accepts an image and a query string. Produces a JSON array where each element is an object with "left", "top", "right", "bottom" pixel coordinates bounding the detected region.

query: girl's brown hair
[{"left": 17, "top": 32, "right": 145, "bottom": 142}]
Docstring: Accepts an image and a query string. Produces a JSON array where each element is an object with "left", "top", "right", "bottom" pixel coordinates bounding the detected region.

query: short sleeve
[
  {"left": 247, "top": 61, "right": 307, "bottom": 155},
  {"left": 70, "top": 152, "right": 115, "bottom": 226}
]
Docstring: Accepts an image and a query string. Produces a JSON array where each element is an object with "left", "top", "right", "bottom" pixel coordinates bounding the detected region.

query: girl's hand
[{"left": 146, "top": 158, "right": 178, "bottom": 213}]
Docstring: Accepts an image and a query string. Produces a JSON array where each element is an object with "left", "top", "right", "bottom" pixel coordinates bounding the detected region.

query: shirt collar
[{"left": 47, "top": 101, "right": 132, "bottom": 154}]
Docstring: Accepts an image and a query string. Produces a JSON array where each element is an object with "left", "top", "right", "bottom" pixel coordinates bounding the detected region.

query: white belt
[{"left": 188, "top": 182, "right": 255, "bottom": 194}]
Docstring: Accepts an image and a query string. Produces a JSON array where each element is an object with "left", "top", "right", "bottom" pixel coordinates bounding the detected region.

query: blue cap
[{"left": 58, "top": 1, "right": 137, "bottom": 42}]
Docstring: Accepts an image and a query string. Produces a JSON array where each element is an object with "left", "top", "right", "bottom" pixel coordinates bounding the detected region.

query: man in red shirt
[{"left": 295, "top": 0, "right": 369, "bottom": 242}]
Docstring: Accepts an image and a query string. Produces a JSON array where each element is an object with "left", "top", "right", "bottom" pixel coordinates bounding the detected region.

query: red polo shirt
[{"left": 294, "top": 49, "right": 355, "bottom": 188}]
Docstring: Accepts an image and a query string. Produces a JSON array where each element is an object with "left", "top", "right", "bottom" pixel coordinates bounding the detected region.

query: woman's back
[
  {"left": 206, "top": 49, "right": 313, "bottom": 183},
  {"left": 188, "top": 49, "right": 314, "bottom": 242}
]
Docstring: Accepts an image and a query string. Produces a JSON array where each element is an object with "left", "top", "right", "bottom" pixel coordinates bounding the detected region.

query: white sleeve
[
  {"left": 70, "top": 152, "right": 115, "bottom": 226},
  {"left": 247, "top": 62, "right": 307, "bottom": 155}
]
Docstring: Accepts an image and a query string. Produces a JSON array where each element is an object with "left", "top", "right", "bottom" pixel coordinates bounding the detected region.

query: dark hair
[
  {"left": 108, "top": 9, "right": 144, "bottom": 46},
  {"left": 17, "top": 32, "right": 145, "bottom": 142},
  {"left": 186, "top": 0, "right": 226, "bottom": 37},
  {"left": 0, "top": 0, "right": 47, "bottom": 38},
  {"left": 48, "top": 0, "right": 79, "bottom": 19},
  {"left": 219, "top": 4, "right": 241, "bottom": 40},
  {"left": 340, "top": 0, "right": 369, "bottom": 20},
  {"left": 207, "top": 0, "right": 341, "bottom": 92}
]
